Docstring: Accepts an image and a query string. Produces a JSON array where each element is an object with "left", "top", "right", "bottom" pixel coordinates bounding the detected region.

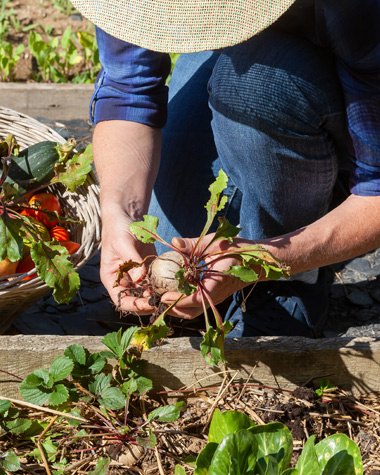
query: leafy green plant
[
  {"left": 0, "top": 41, "right": 24, "bottom": 82},
  {"left": 28, "top": 27, "right": 82, "bottom": 82},
  {"left": 117, "top": 170, "right": 290, "bottom": 366},
  {"left": 315, "top": 378, "right": 338, "bottom": 397},
  {"left": 73, "top": 28, "right": 101, "bottom": 83},
  {"left": 0, "top": 328, "right": 184, "bottom": 470},
  {"left": 0, "top": 134, "right": 93, "bottom": 304},
  {"left": 0, "top": 0, "right": 15, "bottom": 41},
  {"left": 191, "top": 409, "right": 363, "bottom": 475}
]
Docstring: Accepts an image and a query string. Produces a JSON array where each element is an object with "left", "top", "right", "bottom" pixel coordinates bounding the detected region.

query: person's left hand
[{"left": 160, "top": 235, "right": 259, "bottom": 319}]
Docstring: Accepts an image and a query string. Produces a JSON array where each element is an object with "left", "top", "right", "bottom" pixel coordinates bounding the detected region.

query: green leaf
[
  {"left": 30, "top": 241, "right": 80, "bottom": 304},
  {"left": 33, "top": 368, "right": 53, "bottom": 387},
  {"left": 315, "top": 434, "right": 363, "bottom": 475},
  {"left": 101, "top": 327, "right": 139, "bottom": 359},
  {"left": 208, "top": 430, "right": 258, "bottom": 475},
  {"left": 129, "top": 215, "right": 161, "bottom": 244},
  {"left": 205, "top": 169, "right": 228, "bottom": 219},
  {"left": 249, "top": 422, "right": 293, "bottom": 474},
  {"left": 0, "top": 400, "right": 11, "bottom": 415},
  {"left": 175, "top": 465, "right": 187, "bottom": 475},
  {"left": 89, "top": 373, "right": 112, "bottom": 396},
  {"left": 19, "top": 375, "right": 50, "bottom": 406},
  {"left": 175, "top": 268, "right": 198, "bottom": 295},
  {"left": 282, "top": 470, "right": 299, "bottom": 474},
  {"left": 4, "top": 418, "right": 32, "bottom": 435},
  {"left": 88, "top": 456, "right": 110, "bottom": 475},
  {"left": 194, "top": 442, "right": 219, "bottom": 475},
  {"left": 208, "top": 409, "right": 256, "bottom": 444},
  {"left": 193, "top": 170, "right": 229, "bottom": 256},
  {"left": 49, "top": 356, "right": 74, "bottom": 381},
  {"left": 54, "top": 144, "right": 93, "bottom": 192},
  {"left": 295, "top": 435, "right": 319, "bottom": 475},
  {"left": 200, "top": 327, "right": 229, "bottom": 366},
  {"left": 210, "top": 217, "right": 241, "bottom": 244},
  {"left": 0, "top": 215, "right": 23, "bottom": 261},
  {"left": 262, "top": 455, "right": 279, "bottom": 474},
  {"left": 123, "top": 376, "right": 152, "bottom": 396},
  {"left": 224, "top": 265, "right": 259, "bottom": 282},
  {"left": 64, "top": 344, "right": 86, "bottom": 365},
  {"left": 48, "top": 384, "right": 69, "bottom": 406},
  {"left": 99, "top": 387, "right": 126, "bottom": 410},
  {"left": 131, "top": 321, "right": 170, "bottom": 351},
  {"left": 0, "top": 451, "right": 20, "bottom": 472},
  {"left": 149, "top": 404, "right": 182, "bottom": 422},
  {"left": 136, "top": 433, "right": 157, "bottom": 448}
]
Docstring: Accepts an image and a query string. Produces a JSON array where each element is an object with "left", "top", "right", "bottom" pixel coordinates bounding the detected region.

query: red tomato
[
  {"left": 24, "top": 193, "right": 62, "bottom": 229},
  {"left": 16, "top": 255, "right": 37, "bottom": 280},
  {"left": 50, "top": 226, "right": 70, "bottom": 242},
  {"left": 59, "top": 240, "right": 80, "bottom": 255}
]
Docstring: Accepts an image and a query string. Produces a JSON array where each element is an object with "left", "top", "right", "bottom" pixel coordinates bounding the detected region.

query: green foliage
[
  {"left": 194, "top": 410, "right": 363, "bottom": 475},
  {"left": 28, "top": 27, "right": 81, "bottom": 82},
  {"left": 1, "top": 328, "right": 184, "bottom": 470},
  {"left": 128, "top": 170, "right": 290, "bottom": 366},
  {"left": 0, "top": 136, "right": 93, "bottom": 304},
  {"left": 0, "top": 450, "right": 20, "bottom": 474},
  {"left": 0, "top": 42, "right": 24, "bottom": 82},
  {"left": 315, "top": 378, "right": 337, "bottom": 397}
]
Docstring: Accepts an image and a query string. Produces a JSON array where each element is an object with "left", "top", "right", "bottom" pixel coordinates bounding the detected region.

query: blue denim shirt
[{"left": 91, "top": 0, "right": 380, "bottom": 196}]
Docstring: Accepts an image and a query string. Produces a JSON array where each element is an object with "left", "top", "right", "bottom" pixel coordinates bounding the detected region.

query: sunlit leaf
[
  {"left": 48, "top": 384, "right": 69, "bottom": 406},
  {"left": 99, "top": 387, "right": 126, "bottom": 410},
  {"left": 208, "top": 409, "right": 256, "bottom": 444},
  {"left": 49, "top": 356, "right": 74, "bottom": 381},
  {"left": 295, "top": 435, "right": 320, "bottom": 475},
  {"left": 88, "top": 457, "right": 110, "bottom": 475},
  {"left": 30, "top": 241, "right": 80, "bottom": 304},
  {"left": 53, "top": 144, "right": 93, "bottom": 192},
  {"left": 0, "top": 215, "right": 23, "bottom": 261},
  {"left": 208, "top": 430, "right": 258, "bottom": 475},
  {"left": 129, "top": 215, "right": 160, "bottom": 243},
  {"left": 249, "top": 422, "right": 293, "bottom": 474},
  {"left": 314, "top": 434, "right": 363, "bottom": 475},
  {"left": 130, "top": 323, "right": 170, "bottom": 352}
]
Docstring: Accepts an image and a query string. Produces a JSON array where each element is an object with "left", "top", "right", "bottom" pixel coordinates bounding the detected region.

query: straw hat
[{"left": 70, "top": 0, "right": 297, "bottom": 53}]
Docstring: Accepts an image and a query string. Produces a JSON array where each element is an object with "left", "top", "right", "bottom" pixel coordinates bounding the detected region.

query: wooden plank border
[
  {"left": 0, "top": 83, "right": 94, "bottom": 121},
  {"left": 1, "top": 335, "right": 380, "bottom": 398}
]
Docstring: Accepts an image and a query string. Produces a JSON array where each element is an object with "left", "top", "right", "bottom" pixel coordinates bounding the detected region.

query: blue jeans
[{"left": 149, "top": 28, "right": 350, "bottom": 337}]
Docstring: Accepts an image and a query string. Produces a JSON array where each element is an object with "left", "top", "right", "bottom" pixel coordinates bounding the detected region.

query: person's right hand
[{"left": 100, "top": 209, "right": 156, "bottom": 315}]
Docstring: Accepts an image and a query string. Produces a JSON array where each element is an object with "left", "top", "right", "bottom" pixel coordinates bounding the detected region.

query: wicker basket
[{"left": 0, "top": 106, "right": 101, "bottom": 333}]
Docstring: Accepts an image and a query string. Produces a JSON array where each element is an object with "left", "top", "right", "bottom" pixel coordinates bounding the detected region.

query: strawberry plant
[
  {"left": 0, "top": 134, "right": 93, "bottom": 304},
  {"left": 0, "top": 328, "right": 184, "bottom": 471},
  {"left": 116, "top": 170, "right": 290, "bottom": 366}
]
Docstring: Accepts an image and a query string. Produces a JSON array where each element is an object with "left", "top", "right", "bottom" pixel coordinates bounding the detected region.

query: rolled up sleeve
[{"left": 90, "top": 27, "right": 171, "bottom": 128}]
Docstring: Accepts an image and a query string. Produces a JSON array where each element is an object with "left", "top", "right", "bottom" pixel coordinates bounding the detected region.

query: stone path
[{"left": 6, "top": 118, "right": 380, "bottom": 338}]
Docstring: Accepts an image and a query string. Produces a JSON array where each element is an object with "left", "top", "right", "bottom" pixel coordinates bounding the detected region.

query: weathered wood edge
[
  {"left": 1, "top": 335, "right": 380, "bottom": 398},
  {"left": 0, "top": 83, "right": 94, "bottom": 121}
]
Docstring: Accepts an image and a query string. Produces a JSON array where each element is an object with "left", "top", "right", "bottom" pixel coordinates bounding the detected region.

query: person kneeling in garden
[{"left": 71, "top": 0, "right": 380, "bottom": 338}]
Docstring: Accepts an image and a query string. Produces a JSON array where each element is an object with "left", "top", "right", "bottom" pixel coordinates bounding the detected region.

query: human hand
[
  {"left": 160, "top": 235, "right": 260, "bottom": 319},
  {"left": 100, "top": 210, "right": 156, "bottom": 314}
]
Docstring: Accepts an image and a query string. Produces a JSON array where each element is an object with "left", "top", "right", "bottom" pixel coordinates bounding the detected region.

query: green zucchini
[{"left": 3, "top": 139, "right": 76, "bottom": 194}]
